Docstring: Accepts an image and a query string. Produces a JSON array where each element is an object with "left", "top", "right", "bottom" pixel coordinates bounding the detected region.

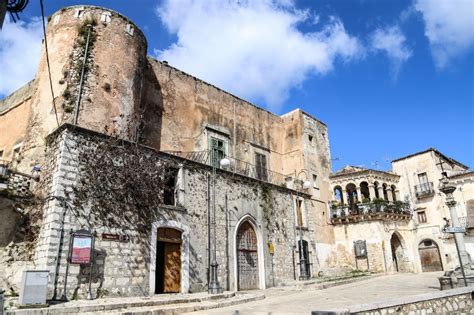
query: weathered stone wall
[
  {"left": 17, "top": 5, "right": 148, "bottom": 172},
  {"left": 352, "top": 287, "right": 473, "bottom": 314},
  {"left": 313, "top": 287, "right": 474, "bottom": 314},
  {"left": 34, "top": 125, "right": 311, "bottom": 298},
  {"left": 0, "top": 81, "right": 35, "bottom": 169},
  {"left": 325, "top": 221, "right": 414, "bottom": 273}
]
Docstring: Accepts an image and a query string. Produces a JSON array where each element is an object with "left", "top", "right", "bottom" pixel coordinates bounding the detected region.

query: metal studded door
[{"left": 237, "top": 221, "right": 259, "bottom": 290}]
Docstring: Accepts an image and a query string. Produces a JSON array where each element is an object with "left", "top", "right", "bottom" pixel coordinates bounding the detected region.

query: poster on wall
[{"left": 70, "top": 234, "right": 93, "bottom": 264}]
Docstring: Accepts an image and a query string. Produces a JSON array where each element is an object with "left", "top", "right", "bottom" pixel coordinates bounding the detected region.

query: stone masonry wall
[
  {"left": 35, "top": 125, "right": 310, "bottom": 299},
  {"left": 313, "top": 287, "right": 474, "bottom": 315}
]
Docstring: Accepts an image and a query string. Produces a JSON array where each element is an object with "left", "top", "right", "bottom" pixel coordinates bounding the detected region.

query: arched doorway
[
  {"left": 390, "top": 233, "right": 405, "bottom": 272},
  {"left": 236, "top": 221, "right": 259, "bottom": 290},
  {"left": 418, "top": 239, "right": 443, "bottom": 272},
  {"left": 155, "top": 228, "right": 182, "bottom": 293}
]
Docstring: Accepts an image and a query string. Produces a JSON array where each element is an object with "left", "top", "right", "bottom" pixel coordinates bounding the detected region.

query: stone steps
[
  {"left": 7, "top": 292, "right": 264, "bottom": 315},
  {"left": 88, "top": 292, "right": 265, "bottom": 315}
]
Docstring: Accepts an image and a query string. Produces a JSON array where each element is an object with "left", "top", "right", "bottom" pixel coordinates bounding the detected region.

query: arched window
[
  {"left": 334, "top": 186, "right": 343, "bottom": 204},
  {"left": 360, "top": 182, "right": 370, "bottom": 202},
  {"left": 346, "top": 183, "right": 357, "bottom": 208}
]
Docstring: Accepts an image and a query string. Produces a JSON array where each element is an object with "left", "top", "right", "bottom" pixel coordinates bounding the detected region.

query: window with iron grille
[
  {"left": 417, "top": 211, "right": 427, "bottom": 224},
  {"left": 255, "top": 153, "right": 267, "bottom": 181}
]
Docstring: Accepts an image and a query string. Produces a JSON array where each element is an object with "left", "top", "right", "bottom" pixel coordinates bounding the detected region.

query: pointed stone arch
[{"left": 233, "top": 214, "right": 265, "bottom": 291}]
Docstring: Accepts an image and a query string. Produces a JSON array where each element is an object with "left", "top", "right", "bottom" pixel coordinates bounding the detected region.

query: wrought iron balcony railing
[
  {"left": 164, "top": 150, "right": 288, "bottom": 186},
  {"left": 414, "top": 182, "right": 435, "bottom": 199},
  {"left": 330, "top": 200, "right": 411, "bottom": 223}
]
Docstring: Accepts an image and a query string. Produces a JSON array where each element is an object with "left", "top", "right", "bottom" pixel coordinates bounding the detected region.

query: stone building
[
  {"left": 392, "top": 148, "right": 473, "bottom": 273},
  {"left": 328, "top": 166, "right": 413, "bottom": 273},
  {"left": 0, "top": 4, "right": 473, "bottom": 300},
  {"left": 0, "top": 5, "right": 334, "bottom": 298},
  {"left": 326, "top": 149, "right": 474, "bottom": 278}
]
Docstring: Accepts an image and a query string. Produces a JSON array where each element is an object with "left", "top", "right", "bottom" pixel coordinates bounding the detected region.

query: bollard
[{"left": 0, "top": 288, "right": 4, "bottom": 315}]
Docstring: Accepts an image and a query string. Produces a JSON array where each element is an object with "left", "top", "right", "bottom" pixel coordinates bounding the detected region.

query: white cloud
[
  {"left": 0, "top": 16, "right": 43, "bottom": 97},
  {"left": 155, "top": 0, "right": 362, "bottom": 110},
  {"left": 370, "top": 26, "right": 412, "bottom": 78},
  {"left": 415, "top": 0, "right": 474, "bottom": 68}
]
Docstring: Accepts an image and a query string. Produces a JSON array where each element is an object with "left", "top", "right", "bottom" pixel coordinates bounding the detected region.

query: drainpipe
[
  {"left": 207, "top": 173, "right": 211, "bottom": 287},
  {"left": 73, "top": 24, "right": 92, "bottom": 125},
  {"left": 225, "top": 194, "right": 230, "bottom": 291}
]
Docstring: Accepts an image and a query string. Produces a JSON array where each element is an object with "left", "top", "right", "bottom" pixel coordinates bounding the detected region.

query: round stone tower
[{"left": 24, "top": 5, "right": 148, "bottom": 165}]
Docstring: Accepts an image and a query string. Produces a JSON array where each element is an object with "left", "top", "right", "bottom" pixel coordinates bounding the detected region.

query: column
[
  {"left": 341, "top": 189, "right": 346, "bottom": 205},
  {"left": 386, "top": 187, "right": 393, "bottom": 202},
  {"left": 377, "top": 186, "right": 384, "bottom": 200},
  {"left": 356, "top": 187, "right": 362, "bottom": 203},
  {"left": 395, "top": 189, "right": 400, "bottom": 201},
  {"left": 369, "top": 184, "right": 376, "bottom": 201}
]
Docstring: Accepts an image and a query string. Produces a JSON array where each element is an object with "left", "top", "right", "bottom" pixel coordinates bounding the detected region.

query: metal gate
[
  {"left": 418, "top": 239, "right": 443, "bottom": 272},
  {"left": 237, "top": 221, "right": 259, "bottom": 290}
]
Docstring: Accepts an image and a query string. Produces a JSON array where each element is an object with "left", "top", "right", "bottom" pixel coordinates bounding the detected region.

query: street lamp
[
  {"left": 294, "top": 170, "right": 312, "bottom": 281},
  {"left": 208, "top": 151, "right": 230, "bottom": 294},
  {"left": 439, "top": 175, "right": 472, "bottom": 287}
]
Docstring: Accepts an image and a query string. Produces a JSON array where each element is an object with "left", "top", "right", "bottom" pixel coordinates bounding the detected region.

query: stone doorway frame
[
  {"left": 233, "top": 214, "right": 266, "bottom": 291},
  {"left": 390, "top": 231, "right": 408, "bottom": 272},
  {"left": 150, "top": 220, "right": 190, "bottom": 294}
]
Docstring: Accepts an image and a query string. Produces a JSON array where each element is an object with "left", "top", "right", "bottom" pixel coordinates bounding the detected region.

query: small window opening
[
  {"left": 308, "top": 134, "right": 313, "bottom": 143},
  {"left": 125, "top": 24, "right": 134, "bottom": 36},
  {"left": 312, "top": 174, "right": 319, "bottom": 189},
  {"left": 163, "top": 168, "right": 178, "bottom": 206},
  {"left": 101, "top": 11, "right": 111, "bottom": 23}
]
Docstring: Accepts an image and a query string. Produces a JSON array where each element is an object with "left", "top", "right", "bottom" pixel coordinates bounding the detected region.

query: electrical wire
[{"left": 39, "top": 0, "right": 60, "bottom": 126}]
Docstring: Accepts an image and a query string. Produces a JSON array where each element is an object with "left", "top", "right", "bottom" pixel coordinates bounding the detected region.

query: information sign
[
  {"left": 70, "top": 234, "right": 93, "bottom": 264},
  {"left": 444, "top": 226, "right": 466, "bottom": 233}
]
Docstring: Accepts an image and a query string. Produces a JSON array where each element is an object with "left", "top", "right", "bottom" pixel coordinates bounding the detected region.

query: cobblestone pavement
[{"left": 185, "top": 272, "right": 444, "bottom": 315}]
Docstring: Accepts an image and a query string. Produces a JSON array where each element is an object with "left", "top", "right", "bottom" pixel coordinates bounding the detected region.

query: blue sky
[{"left": 1, "top": 0, "right": 473, "bottom": 171}]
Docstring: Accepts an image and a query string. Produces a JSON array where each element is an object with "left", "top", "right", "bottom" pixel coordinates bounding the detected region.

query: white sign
[{"left": 444, "top": 226, "right": 466, "bottom": 233}]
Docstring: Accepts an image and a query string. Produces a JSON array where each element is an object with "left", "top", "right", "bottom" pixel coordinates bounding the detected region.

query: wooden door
[
  {"left": 163, "top": 243, "right": 181, "bottom": 293},
  {"left": 156, "top": 228, "right": 182, "bottom": 294},
  {"left": 237, "top": 222, "right": 259, "bottom": 290},
  {"left": 418, "top": 240, "right": 443, "bottom": 272}
]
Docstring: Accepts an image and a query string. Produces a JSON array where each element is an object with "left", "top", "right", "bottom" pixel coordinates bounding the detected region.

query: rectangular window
[
  {"left": 296, "top": 199, "right": 303, "bottom": 227},
  {"left": 417, "top": 211, "right": 427, "bottom": 224},
  {"left": 210, "top": 137, "right": 226, "bottom": 168},
  {"left": 418, "top": 173, "right": 429, "bottom": 185},
  {"left": 163, "top": 168, "right": 178, "bottom": 206},
  {"left": 0, "top": 150, "right": 3, "bottom": 159},
  {"left": 255, "top": 153, "right": 267, "bottom": 181}
]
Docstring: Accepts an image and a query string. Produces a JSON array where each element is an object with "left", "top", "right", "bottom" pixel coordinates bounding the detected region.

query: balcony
[
  {"left": 330, "top": 200, "right": 411, "bottom": 225},
  {"left": 414, "top": 182, "right": 435, "bottom": 199},
  {"left": 0, "top": 160, "right": 35, "bottom": 197},
  {"left": 164, "top": 151, "right": 287, "bottom": 186}
]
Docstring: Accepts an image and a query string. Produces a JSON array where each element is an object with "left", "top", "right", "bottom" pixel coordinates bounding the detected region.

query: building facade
[{"left": 0, "top": 5, "right": 473, "bottom": 299}]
